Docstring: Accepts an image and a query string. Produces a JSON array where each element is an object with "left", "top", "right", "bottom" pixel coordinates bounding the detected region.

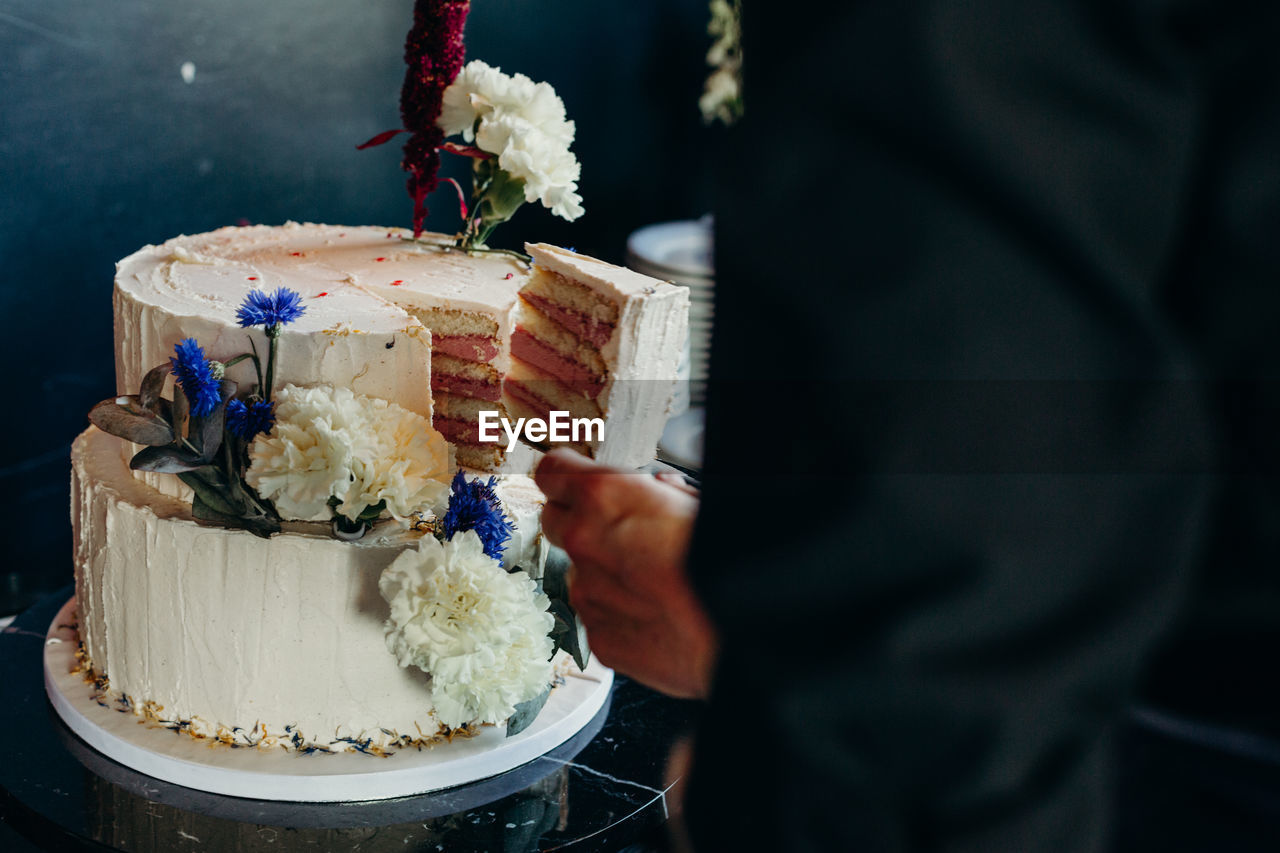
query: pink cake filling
[
  {"left": 433, "top": 334, "right": 500, "bottom": 363},
  {"left": 434, "top": 415, "right": 482, "bottom": 445},
  {"left": 520, "top": 292, "right": 616, "bottom": 349},
  {"left": 511, "top": 329, "right": 605, "bottom": 399},
  {"left": 431, "top": 373, "right": 502, "bottom": 402}
]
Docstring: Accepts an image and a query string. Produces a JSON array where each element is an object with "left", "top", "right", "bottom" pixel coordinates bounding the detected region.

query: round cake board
[{"left": 43, "top": 598, "right": 613, "bottom": 803}]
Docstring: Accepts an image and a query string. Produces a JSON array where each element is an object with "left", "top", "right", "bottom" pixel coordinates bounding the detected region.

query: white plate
[
  {"left": 626, "top": 219, "right": 713, "bottom": 280},
  {"left": 44, "top": 598, "right": 613, "bottom": 803}
]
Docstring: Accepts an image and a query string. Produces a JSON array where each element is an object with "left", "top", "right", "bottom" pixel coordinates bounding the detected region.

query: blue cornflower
[
  {"left": 236, "top": 287, "right": 307, "bottom": 329},
  {"left": 225, "top": 398, "right": 276, "bottom": 440},
  {"left": 169, "top": 338, "right": 222, "bottom": 416},
  {"left": 441, "top": 471, "right": 515, "bottom": 563}
]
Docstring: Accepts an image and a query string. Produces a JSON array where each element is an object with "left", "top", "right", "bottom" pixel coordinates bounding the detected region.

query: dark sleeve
[{"left": 683, "top": 1, "right": 1276, "bottom": 850}]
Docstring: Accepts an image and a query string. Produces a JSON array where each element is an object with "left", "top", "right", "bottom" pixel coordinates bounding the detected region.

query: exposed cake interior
[
  {"left": 358, "top": 242, "right": 529, "bottom": 471},
  {"left": 506, "top": 244, "right": 689, "bottom": 467},
  {"left": 518, "top": 269, "right": 619, "bottom": 348}
]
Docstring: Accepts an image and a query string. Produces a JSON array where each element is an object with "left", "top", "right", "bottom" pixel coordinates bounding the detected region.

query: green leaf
[
  {"left": 139, "top": 363, "right": 170, "bottom": 413},
  {"left": 327, "top": 497, "right": 385, "bottom": 530},
  {"left": 130, "top": 445, "right": 206, "bottom": 473},
  {"left": 356, "top": 500, "right": 387, "bottom": 523},
  {"left": 186, "top": 469, "right": 280, "bottom": 539},
  {"left": 190, "top": 491, "right": 241, "bottom": 526},
  {"left": 541, "top": 545, "right": 572, "bottom": 603},
  {"left": 179, "top": 469, "right": 240, "bottom": 516},
  {"left": 479, "top": 167, "right": 527, "bottom": 223},
  {"left": 506, "top": 683, "right": 551, "bottom": 737},
  {"left": 469, "top": 160, "right": 528, "bottom": 247},
  {"left": 191, "top": 492, "right": 281, "bottom": 539},
  {"left": 223, "top": 465, "right": 253, "bottom": 508},
  {"left": 88, "top": 396, "right": 174, "bottom": 446},
  {"left": 548, "top": 598, "right": 591, "bottom": 672},
  {"left": 242, "top": 514, "right": 282, "bottom": 538}
]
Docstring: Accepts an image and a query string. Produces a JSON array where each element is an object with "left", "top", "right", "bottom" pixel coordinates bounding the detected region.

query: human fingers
[
  {"left": 541, "top": 498, "right": 626, "bottom": 585},
  {"left": 653, "top": 471, "right": 699, "bottom": 496},
  {"left": 537, "top": 451, "right": 652, "bottom": 528},
  {"left": 533, "top": 449, "right": 607, "bottom": 506},
  {"left": 567, "top": 556, "right": 657, "bottom": 622},
  {"left": 540, "top": 493, "right": 614, "bottom": 566}
]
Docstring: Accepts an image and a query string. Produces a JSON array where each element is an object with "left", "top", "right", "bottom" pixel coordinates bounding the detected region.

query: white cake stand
[{"left": 42, "top": 597, "right": 613, "bottom": 803}]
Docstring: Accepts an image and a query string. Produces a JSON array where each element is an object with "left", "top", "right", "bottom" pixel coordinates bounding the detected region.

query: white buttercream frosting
[
  {"left": 72, "top": 426, "right": 444, "bottom": 752},
  {"left": 489, "top": 473, "right": 548, "bottom": 576},
  {"left": 356, "top": 236, "right": 529, "bottom": 376}
]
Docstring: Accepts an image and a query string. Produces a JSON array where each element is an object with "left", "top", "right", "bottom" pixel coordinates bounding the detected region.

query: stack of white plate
[{"left": 626, "top": 218, "right": 714, "bottom": 408}]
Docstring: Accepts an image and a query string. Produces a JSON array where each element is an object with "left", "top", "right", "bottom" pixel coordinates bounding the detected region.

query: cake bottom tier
[{"left": 70, "top": 426, "right": 447, "bottom": 753}]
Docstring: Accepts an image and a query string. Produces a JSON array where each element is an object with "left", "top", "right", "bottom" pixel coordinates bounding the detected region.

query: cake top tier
[
  {"left": 112, "top": 223, "right": 537, "bottom": 418},
  {"left": 117, "top": 222, "right": 529, "bottom": 331}
]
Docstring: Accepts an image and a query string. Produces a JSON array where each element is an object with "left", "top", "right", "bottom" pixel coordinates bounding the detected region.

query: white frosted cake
[
  {"left": 113, "top": 223, "right": 686, "bottom": 473},
  {"left": 71, "top": 222, "right": 686, "bottom": 753}
]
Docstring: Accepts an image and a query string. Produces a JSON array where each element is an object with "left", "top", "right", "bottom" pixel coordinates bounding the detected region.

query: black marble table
[{"left": 0, "top": 587, "right": 699, "bottom": 852}]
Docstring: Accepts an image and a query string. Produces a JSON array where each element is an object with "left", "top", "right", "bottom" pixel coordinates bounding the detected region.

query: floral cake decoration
[
  {"left": 378, "top": 471, "right": 589, "bottom": 735},
  {"left": 359, "top": 0, "right": 583, "bottom": 255},
  {"left": 88, "top": 287, "right": 450, "bottom": 539},
  {"left": 88, "top": 289, "right": 298, "bottom": 538}
]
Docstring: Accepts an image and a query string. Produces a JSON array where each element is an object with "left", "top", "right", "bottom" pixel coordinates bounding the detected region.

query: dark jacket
[{"left": 687, "top": 2, "right": 1280, "bottom": 850}]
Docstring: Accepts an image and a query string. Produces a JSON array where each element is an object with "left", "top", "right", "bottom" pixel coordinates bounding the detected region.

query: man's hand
[{"left": 535, "top": 449, "right": 717, "bottom": 700}]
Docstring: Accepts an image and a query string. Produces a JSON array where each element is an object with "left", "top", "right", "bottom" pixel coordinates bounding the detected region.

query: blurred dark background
[{"left": 0, "top": 0, "right": 714, "bottom": 614}]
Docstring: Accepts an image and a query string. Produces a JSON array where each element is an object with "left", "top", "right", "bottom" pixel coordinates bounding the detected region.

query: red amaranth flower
[{"left": 400, "top": 0, "right": 471, "bottom": 237}]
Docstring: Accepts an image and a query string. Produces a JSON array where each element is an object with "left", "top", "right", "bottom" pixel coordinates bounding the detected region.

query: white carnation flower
[
  {"left": 441, "top": 61, "right": 574, "bottom": 145},
  {"left": 439, "top": 60, "right": 584, "bottom": 222},
  {"left": 475, "top": 112, "right": 584, "bottom": 222},
  {"left": 379, "top": 531, "right": 554, "bottom": 729},
  {"left": 439, "top": 61, "right": 505, "bottom": 139},
  {"left": 246, "top": 384, "right": 450, "bottom": 524}
]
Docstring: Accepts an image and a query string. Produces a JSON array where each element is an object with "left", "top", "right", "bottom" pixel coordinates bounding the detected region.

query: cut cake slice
[{"left": 508, "top": 244, "right": 689, "bottom": 469}]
